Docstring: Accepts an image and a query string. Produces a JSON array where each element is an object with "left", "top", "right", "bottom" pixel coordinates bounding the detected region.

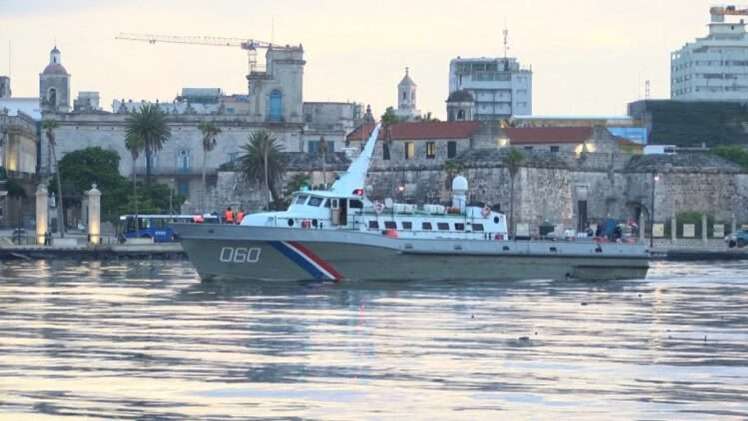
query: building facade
[
  {"left": 448, "top": 57, "right": 532, "bottom": 120},
  {"left": 671, "top": 16, "right": 748, "bottom": 101}
]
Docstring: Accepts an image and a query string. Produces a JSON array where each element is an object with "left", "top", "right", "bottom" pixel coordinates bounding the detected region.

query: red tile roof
[
  {"left": 505, "top": 127, "right": 594, "bottom": 145},
  {"left": 347, "top": 121, "right": 481, "bottom": 142}
]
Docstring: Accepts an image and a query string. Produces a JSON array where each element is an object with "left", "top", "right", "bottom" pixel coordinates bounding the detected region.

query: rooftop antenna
[{"left": 502, "top": 24, "right": 510, "bottom": 71}]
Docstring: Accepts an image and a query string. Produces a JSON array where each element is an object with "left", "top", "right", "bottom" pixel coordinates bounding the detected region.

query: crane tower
[{"left": 710, "top": 5, "right": 748, "bottom": 23}]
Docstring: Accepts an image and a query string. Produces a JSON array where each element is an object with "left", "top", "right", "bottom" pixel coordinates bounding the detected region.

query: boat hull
[{"left": 174, "top": 224, "right": 650, "bottom": 282}]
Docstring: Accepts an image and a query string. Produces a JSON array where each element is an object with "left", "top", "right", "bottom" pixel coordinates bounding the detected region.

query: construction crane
[
  {"left": 115, "top": 33, "right": 275, "bottom": 74},
  {"left": 710, "top": 5, "right": 748, "bottom": 23}
]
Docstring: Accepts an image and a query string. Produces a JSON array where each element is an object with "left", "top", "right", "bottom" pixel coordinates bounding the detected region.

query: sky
[{"left": 0, "top": 0, "right": 724, "bottom": 119}]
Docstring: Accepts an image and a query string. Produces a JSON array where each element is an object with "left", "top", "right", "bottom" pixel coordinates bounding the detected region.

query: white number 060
[{"left": 219, "top": 247, "right": 261, "bottom": 263}]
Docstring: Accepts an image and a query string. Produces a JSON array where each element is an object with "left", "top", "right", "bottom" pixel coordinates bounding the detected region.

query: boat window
[
  {"left": 437, "top": 222, "right": 450, "bottom": 231},
  {"left": 368, "top": 220, "right": 379, "bottom": 229},
  {"left": 295, "top": 195, "right": 309, "bottom": 205},
  {"left": 323, "top": 199, "right": 330, "bottom": 208},
  {"left": 455, "top": 223, "right": 465, "bottom": 231},
  {"left": 401, "top": 221, "right": 413, "bottom": 230},
  {"left": 384, "top": 221, "right": 397, "bottom": 229},
  {"left": 308, "top": 196, "right": 323, "bottom": 207},
  {"left": 472, "top": 223, "right": 484, "bottom": 232},
  {"left": 350, "top": 199, "right": 363, "bottom": 209},
  {"left": 422, "top": 222, "right": 433, "bottom": 231}
]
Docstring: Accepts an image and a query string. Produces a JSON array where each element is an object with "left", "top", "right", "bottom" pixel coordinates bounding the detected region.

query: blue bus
[{"left": 118, "top": 214, "right": 219, "bottom": 243}]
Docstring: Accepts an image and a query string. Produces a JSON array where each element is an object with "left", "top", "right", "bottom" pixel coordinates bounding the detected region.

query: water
[{"left": 0, "top": 260, "right": 747, "bottom": 420}]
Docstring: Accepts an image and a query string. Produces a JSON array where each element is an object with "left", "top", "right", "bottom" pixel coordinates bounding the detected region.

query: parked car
[{"left": 725, "top": 229, "right": 748, "bottom": 248}]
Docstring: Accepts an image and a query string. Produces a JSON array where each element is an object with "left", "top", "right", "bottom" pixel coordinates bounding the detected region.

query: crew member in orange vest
[
  {"left": 235, "top": 208, "right": 245, "bottom": 224},
  {"left": 224, "top": 207, "right": 234, "bottom": 224}
]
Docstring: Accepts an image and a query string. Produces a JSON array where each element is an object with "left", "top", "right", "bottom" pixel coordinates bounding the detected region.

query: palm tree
[
  {"left": 501, "top": 147, "right": 525, "bottom": 240},
  {"left": 42, "top": 119, "right": 65, "bottom": 238},
  {"left": 125, "top": 104, "right": 171, "bottom": 185},
  {"left": 198, "top": 121, "right": 222, "bottom": 211},
  {"left": 319, "top": 136, "right": 328, "bottom": 188},
  {"left": 239, "top": 130, "right": 286, "bottom": 210},
  {"left": 443, "top": 159, "right": 464, "bottom": 190},
  {"left": 125, "top": 133, "right": 144, "bottom": 220}
]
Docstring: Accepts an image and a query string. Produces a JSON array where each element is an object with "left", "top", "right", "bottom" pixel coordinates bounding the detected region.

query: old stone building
[
  {"left": 0, "top": 110, "right": 39, "bottom": 227},
  {"left": 27, "top": 45, "right": 365, "bottom": 214},
  {"left": 394, "top": 68, "right": 421, "bottom": 121}
]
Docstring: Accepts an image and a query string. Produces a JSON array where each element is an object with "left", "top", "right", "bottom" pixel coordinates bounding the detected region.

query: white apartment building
[
  {"left": 671, "top": 18, "right": 748, "bottom": 101},
  {"left": 448, "top": 57, "right": 532, "bottom": 120}
]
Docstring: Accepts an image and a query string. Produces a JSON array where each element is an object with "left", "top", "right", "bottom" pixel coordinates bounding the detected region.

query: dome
[
  {"left": 447, "top": 89, "right": 474, "bottom": 103},
  {"left": 452, "top": 175, "right": 468, "bottom": 192},
  {"left": 42, "top": 63, "right": 68, "bottom": 75},
  {"left": 50, "top": 46, "right": 60, "bottom": 54},
  {"left": 398, "top": 67, "right": 416, "bottom": 87}
]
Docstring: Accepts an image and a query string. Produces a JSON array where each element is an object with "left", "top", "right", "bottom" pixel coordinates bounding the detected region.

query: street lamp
[{"left": 650, "top": 173, "right": 659, "bottom": 248}]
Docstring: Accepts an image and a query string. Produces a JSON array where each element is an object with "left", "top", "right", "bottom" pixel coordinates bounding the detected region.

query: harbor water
[{"left": 0, "top": 260, "right": 747, "bottom": 419}]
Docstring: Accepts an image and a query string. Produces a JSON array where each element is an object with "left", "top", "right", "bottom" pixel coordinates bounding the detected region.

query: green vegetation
[
  {"left": 712, "top": 145, "right": 748, "bottom": 170},
  {"left": 50, "top": 147, "right": 184, "bottom": 222},
  {"left": 380, "top": 107, "right": 401, "bottom": 125},
  {"left": 239, "top": 130, "right": 287, "bottom": 210},
  {"left": 125, "top": 104, "right": 171, "bottom": 184},
  {"left": 443, "top": 159, "right": 464, "bottom": 190},
  {"left": 198, "top": 121, "right": 222, "bottom": 211}
]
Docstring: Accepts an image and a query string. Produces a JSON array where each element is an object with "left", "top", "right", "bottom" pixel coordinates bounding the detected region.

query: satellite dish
[{"left": 384, "top": 198, "right": 394, "bottom": 208}]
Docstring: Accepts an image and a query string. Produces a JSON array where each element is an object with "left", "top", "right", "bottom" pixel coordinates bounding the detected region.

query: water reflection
[{"left": 0, "top": 260, "right": 746, "bottom": 419}]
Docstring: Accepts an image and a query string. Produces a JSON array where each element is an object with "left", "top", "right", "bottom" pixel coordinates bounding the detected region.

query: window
[
  {"left": 269, "top": 89, "right": 283, "bottom": 122},
  {"left": 384, "top": 221, "right": 397, "bottom": 229},
  {"left": 177, "top": 149, "right": 191, "bottom": 173},
  {"left": 308, "top": 196, "right": 323, "bottom": 207},
  {"left": 404, "top": 142, "right": 415, "bottom": 160},
  {"left": 447, "top": 141, "right": 457, "bottom": 158},
  {"left": 550, "top": 146, "right": 560, "bottom": 153},
  {"left": 350, "top": 199, "right": 363, "bottom": 209},
  {"left": 368, "top": 220, "right": 379, "bottom": 229},
  {"left": 177, "top": 180, "right": 189, "bottom": 196},
  {"left": 309, "top": 140, "right": 334, "bottom": 155},
  {"left": 422, "top": 222, "right": 433, "bottom": 231},
  {"left": 455, "top": 223, "right": 465, "bottom": 231},
  {"left": 524, "top": 146, "right": 533, "bottom": 151},
  {"left": 457, "top": 110, "right": 465, "bottom": 120},
  {"left": 295, "top": 195, "right": 308, "bottom": 205},
  {"left": 324, "top": 199, "right": 331, "bottom": 208},
  {"left": 472, "top": 223, "right": 484, "bottom": 232},
  {"left": 426, "top": 142, "right": 436, "bottom": 159},
  {"left": 401, "top": 221, "right": 413, "bottom": 230},
  {"left": 437, "top": 222, "right": 450, "bottom": 231}
]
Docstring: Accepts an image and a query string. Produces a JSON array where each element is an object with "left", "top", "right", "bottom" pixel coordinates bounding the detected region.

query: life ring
[
  {"left": 374, "top": 201, "right": 384, "bottom": 214},
  {"left": 302, "top": 219, "right": 312, "bottom": 229},
  {"left": 481, "top": 206, "right": 491, "bottom": 218}
]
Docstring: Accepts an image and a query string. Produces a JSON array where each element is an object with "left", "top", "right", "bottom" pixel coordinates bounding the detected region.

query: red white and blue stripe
[{"left": 269, "top": 241, "right": 343, "bottom": 281}]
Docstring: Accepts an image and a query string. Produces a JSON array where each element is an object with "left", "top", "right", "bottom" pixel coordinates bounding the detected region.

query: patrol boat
[{"left": 174, "top": 124, "right": 649, "bottom": 282}]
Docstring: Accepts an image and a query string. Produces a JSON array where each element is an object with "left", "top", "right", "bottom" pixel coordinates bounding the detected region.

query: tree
[
  {"left": 319, "top": 136, "right": 328, "bottom": 188},
  {"left": 381, "top": 106, "right": 400, "bottom": 125},
  {"left": 198, "top": 121, "right": 222, "bottom": 211},
  {"left": 286, "top": 173, "right": 311, "bottom": 195},
  {"left": 125, "top": 133, "right": 144, "bottom": 221},
  {"left": 501, "top": 147, "right": 525, "bottom": 240},
  {"left": 125, "top": 104, "right": 171, "bottom": 184},
  {"left": 53, "top": 147, "right": 185, "bottom": 222},
  {"left": 443, "top": 159, "right": 464, "bottom": 190},
  {"left": 239, "top": 130, "right": 287, "bottom": 210},
  {"left": 43, "top": 119, "right": 65, "bottom": 238}
]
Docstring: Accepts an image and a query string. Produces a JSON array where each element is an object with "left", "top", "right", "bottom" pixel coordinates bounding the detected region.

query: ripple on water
[{"left": 0, "top": 260, "right": 747, "bottom": 419}]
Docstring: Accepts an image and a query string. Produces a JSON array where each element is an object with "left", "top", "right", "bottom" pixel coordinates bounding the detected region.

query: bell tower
[
  {"left": 39, "top": 46, "right": 71, "bottom": 113},
  {"left": 395, "top": 67, "right": 420, "bottom": 121}
]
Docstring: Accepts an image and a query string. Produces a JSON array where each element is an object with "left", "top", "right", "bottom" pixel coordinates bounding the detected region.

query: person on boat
[
  {"left": 235, "top": 208, "right": 245, "bottom": 224},
  {"left": 224, "top": 207, "right": 234, "bottom": 224}
]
